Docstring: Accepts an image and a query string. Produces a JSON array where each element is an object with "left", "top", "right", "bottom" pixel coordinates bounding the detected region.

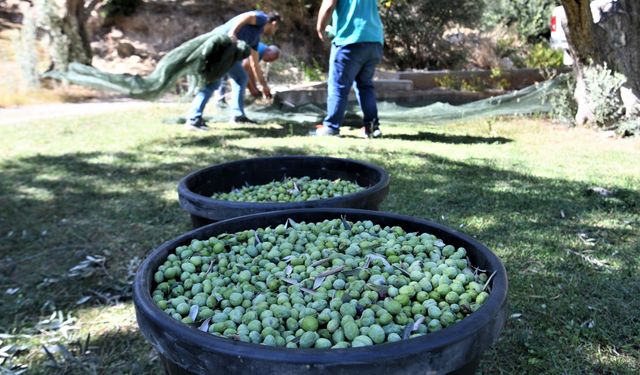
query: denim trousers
[
  {"left": 188, "top": 60, "right": 248, "bottom": 120},
  {"left": 323, "top": 42, "right": 382, "bottom": 129}
]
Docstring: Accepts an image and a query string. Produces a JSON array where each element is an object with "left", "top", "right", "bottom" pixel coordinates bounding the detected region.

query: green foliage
[
  {"left": 583, "top": 63, "right": 626, "bottom": 128},
  {"left": 616, "top": 118, "right": 640, "bottom": 137},
  {"left": 496, "top": 38, "right": 519, "bottom": 59},
  {"left": 490, "top": 68, "right": 509, "bottom": 90},
  {"left": 546, "top": 66, "right": 630, "bottom": 131},
  {"left": 546, "top": 73, "right": 577, "bottom": 124},
  {"left": 301, "top": 58, "right": 325, "bottom": 82},
  {"left": 379, "top": 0, "right": 483, "bottom": 69},
  {"left": 435, "top": 74, "right": 458, "bottom": 90},
  {"left": 104, "top": 0, "right": 141, "bottom": 18},
  {"left": 524, "top": 42, "right": 564, "bottom": 68},
  {"left": 483, "top": 0, "right": 560, "bottom": 42},
  {"left": 435, "top": 71, "right": 507, "bottom": 92},
  {"left": 460, "top": 77, "right": 485, "bottom": 92}
]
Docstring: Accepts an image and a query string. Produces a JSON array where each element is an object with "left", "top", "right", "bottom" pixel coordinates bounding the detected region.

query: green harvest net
[
  {"left": 192, "top": 76, "right": 563, "bottom": 126},
  {"left": 44, "top": 22, "right": 565, "bottom": 125},
  {"left": 43, "top": 31, "right": 250, "bottom": 100}
]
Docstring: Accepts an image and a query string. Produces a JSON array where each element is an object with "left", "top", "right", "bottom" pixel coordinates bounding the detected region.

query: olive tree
[
  {"left": 560, "top": 0, "right": 639, "bottom": 125},
  {"left": 379, "top": 0, "right": 484, "bottom": 69},
  {"left": 33, "top": 0, "right": 108, "bottom": 70},
  {"left": 483, "top": 0, "right": 560, "bottom": 42}
]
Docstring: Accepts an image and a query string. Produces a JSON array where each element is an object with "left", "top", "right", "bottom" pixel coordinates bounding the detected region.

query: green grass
[{"left": 1, "top": 104, "right": 639, "bottom": 374}]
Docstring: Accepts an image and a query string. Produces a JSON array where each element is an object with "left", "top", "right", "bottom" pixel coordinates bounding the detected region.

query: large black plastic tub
[
  {"left": 133, "top": 208, "right": 508, "bottom": 375},
  {"left": 177, "top": 156, "right": 390, "bottom": 228}
]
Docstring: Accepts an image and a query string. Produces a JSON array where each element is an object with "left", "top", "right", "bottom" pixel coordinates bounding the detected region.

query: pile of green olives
[
  {"left": 211, "top": 177, "right": 364, "bottom": 202},
  {"left": 151, "top": 218, "right": 491, "bottom": 348}
]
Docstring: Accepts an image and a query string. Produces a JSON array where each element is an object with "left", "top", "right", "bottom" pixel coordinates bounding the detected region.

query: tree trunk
[
  {"left": 61, "top": 0, "right": 93, "bottom": 65},
  {"left": 593, "top": 0, "right": 640, "bottom": 116},
  {"left": 561, "top": 0, "right": 640, "bottom": 124},
  {"left": 35, "top": 0, "right": 100, "bottom": 70}
]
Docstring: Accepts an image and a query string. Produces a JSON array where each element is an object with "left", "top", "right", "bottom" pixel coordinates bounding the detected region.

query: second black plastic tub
[
  {"left": 177, "top": 156, "right": 390, "bottom": 228},
  {"left": 133, "top": 208, "right": 509, "bottom": 375}
]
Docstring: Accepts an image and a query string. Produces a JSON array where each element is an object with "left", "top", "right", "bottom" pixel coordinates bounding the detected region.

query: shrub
[
  {"left": 483, "top": 0, "right": 559, "bottom": 42},
  {"left": 583, "top": 63, "right": 626, "bottom": 128},
  {"left": 616, "top": 118, "right": 640, "bottom": 137},
  {"left": 460, "top": 77, "right": 485, "bottom": 92},
  {"left": 524, "top": 42, "right": 564, "bottom": 68},
  {"left": 301, "top": 58, "right": 325, "bottom": 82},
  {"left": 380, "top": 0, "right": 483, "bottom": 70},
  {"left": 546, "top": 73, "right": 577, "bottom": 124},
  {"left": 546, "top": 66, "right": 629, "bottom": 131},
  {"left": 490, "top": 68, "right": 510, "bottom": 90},
  {"left": 435, "top": 75, "right": 458, "bottom": 90}
]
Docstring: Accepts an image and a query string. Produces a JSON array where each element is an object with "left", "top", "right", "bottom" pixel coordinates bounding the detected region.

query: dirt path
[{"left": 0, "top": 100, "right": 160, "bottom": 125}]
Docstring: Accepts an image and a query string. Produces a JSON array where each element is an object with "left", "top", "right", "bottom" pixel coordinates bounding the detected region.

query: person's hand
[
  {"left": 316, "top": 27, "right": 326, "bottom": 42},
  {"left": 249, "top": 87, "right": 261, "bottom": 97},
  {"left": 227, "top": 32, "right": 238, "bottom": 43},
  {"left": 262, "top": 85, "right": 272, "bottom": 99}
]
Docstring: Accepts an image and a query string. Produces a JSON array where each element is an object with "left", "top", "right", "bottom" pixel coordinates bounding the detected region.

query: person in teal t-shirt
[{"left": 311, "top": 0, "right": 384, "bottom": 138}]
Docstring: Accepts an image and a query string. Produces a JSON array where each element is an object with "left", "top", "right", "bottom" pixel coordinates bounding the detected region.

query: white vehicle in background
[{"left": 549, "top": 0, "right": 618, "bottom": 65}]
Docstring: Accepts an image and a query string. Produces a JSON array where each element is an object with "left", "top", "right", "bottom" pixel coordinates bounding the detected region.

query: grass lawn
[{"left": 1, "top": 103, "right": 639, "bottom": 374}]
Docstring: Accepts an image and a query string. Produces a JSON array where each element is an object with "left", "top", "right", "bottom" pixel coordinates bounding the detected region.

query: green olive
[
  {"left": 300, "top": 316, "right": 319, "bottom": 332},
  {"left": 151, "top": 218, "right": 493, "bottom": 348}
]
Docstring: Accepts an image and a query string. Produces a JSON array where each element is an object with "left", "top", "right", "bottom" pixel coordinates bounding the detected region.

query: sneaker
[
  {"left": 361, "top": 121, "right": 382, "bottom": 139},
  {"left": 231, "top": 115, "right": 258, "bottom": 124},
  {"left": 309, "top": 124, "right": 340, "bottom": 136},
  {"left": 184, "top": 117, "right": 209, "bottom": 131}
]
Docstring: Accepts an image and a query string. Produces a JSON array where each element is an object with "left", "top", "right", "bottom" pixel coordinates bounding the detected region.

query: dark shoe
[
  {"left": 309, "top": 124, "right": 340, "bottom": 136},
  {"left": 184, "top": 117, "right": 209, "bottom": 131},
  {"left": 231, "top": 115, "right": 258, "bottom": 124},
  {"left": 361, "top": 121, "right": 382, "bottom": 139}
]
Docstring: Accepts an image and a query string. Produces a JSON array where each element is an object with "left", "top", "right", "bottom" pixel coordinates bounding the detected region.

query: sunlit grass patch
[{"left": 0, "top": 109, "right": 638, "bottom": 373}]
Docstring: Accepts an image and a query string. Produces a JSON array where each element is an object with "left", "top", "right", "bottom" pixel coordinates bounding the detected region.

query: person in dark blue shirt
[
  {"left": 214, "top": 42, "right": 281, "bottom": 104},
  {"left": 186, "top": 10, "right": 280, "bottom": 130}
]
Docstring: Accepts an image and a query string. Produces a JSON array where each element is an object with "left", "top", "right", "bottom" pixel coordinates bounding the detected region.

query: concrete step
[
  {"left": 273, "top": 87, "right": 501, "bottom": 108},
  {"left": 393, "top": 68, "right": 570, "bottom": 90}
]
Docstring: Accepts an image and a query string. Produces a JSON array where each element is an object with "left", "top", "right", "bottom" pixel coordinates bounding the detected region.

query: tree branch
[{"left": 84, "top": 0, "right": 105, "bottom": 13}]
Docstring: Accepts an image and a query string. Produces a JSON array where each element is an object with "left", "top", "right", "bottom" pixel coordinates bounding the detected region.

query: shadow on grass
[
  {"left": 204, "top": 121, "right": 514, "bottom": 143},
  {"left": 383, "top": 131, "right": 512, "bottom": 144},
  {"left": 27, "top": 327, "right": 161, "bottom": 375},
  {"left": 0, "top": 134, "right": 313, "bottom": 328},
  {"left": 0, "top": 130, "right": 638, "bottom": 373},
  {"left": 370, "top": 152, "right": 639, "bottom": 373}
]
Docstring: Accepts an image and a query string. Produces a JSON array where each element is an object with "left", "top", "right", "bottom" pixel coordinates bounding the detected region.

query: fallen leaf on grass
[{"left": 75, "top": 296, "right": 91, "bottom": 305}]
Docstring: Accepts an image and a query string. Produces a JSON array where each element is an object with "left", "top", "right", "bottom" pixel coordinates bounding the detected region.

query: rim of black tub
[
  {"left": 133, "top": 208, "right": 508, "bottom": 374},
  {"left": 177, "top": 156, "right": 391, "bottom": 221}
]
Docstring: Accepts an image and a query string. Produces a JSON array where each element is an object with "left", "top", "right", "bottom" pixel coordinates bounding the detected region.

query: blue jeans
[
  {"left": 323, "top": 42, "right": 382, "bottom": 129},
  {"left": 188, "top": 60, "right": 248, "bottom": 120}
]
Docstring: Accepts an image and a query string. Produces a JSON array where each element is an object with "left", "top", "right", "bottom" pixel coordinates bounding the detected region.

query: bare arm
[
  {"left": 242, "top": 58, "right": 261, "bottom": 97},
  {"left": 316, "top": 0, "right": 337, "bottom": 41},
  {"left": 249, "top": 48, "right": 271, "bottom": 98},
  {"left": 228, "top": 12, "right": 256, "bottom": 41}
]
